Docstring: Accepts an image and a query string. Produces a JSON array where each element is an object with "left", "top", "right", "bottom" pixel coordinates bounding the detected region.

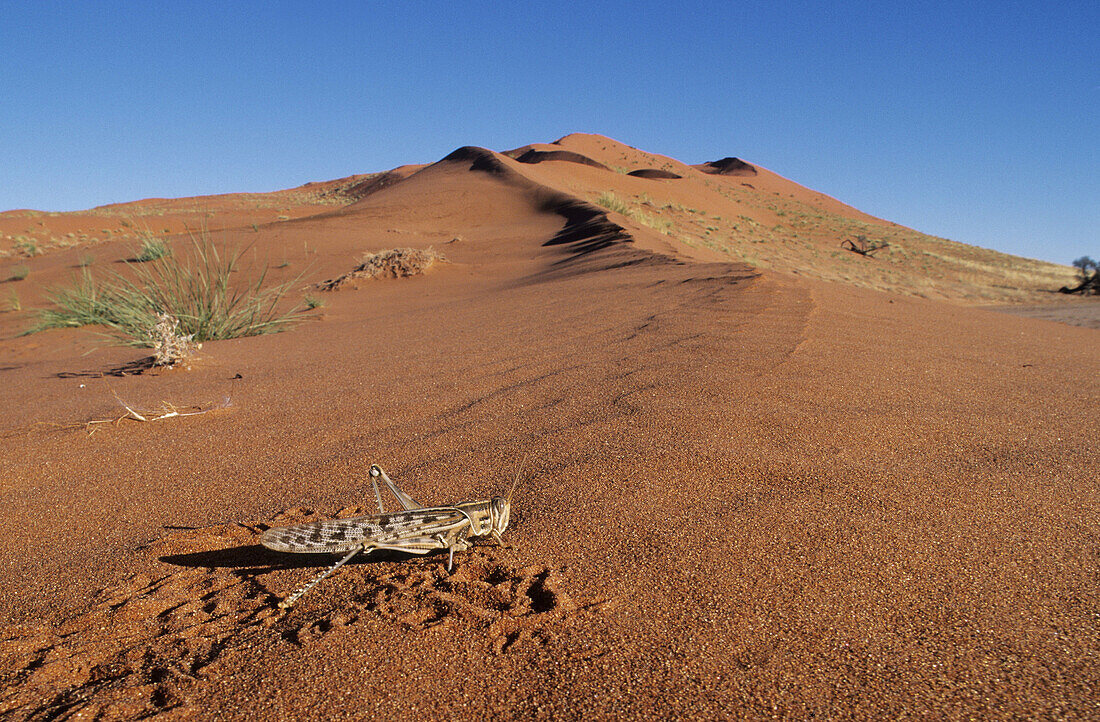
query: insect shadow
[{"left": 158, "top": 544, "right": 424, "bottom": 573}]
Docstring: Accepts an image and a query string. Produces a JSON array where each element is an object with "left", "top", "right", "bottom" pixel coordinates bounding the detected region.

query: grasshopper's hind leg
[
  {"left": 371, "top": 472, "right": 386, "bottom": 513},
  {"left": 369, "top": 465, "right": 422, "bottom": 511}
]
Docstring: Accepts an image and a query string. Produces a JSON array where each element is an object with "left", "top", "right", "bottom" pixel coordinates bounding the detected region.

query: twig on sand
[
  {"left": 87, "top": 398, "right": 228, "bottom": 429},
  {"left": 841, "top": 235, "right": 889, "bottom": 257},
  {"left": 83, "top": 388, "right": 231, "bottom": 432},
  {"left": 2, "top": 388, "right": 231, "bottom": 437}
]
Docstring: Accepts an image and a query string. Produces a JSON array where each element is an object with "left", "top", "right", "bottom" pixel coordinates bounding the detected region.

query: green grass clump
[
  {"left": 15, "top": 238, "right": 40, "bottom": 257},
  {"left": 28, "top": 233, "right": 312, "bottom": 346},
  {"left": 594, "top": 192, "right": 674, "bottom": 235},
  {"left": 595, "top": 191, "right": 634, "bottom": 216},
  {"left": 2, "top": 290, "right": 20, "bottom": 312},
  {"left": 8, "top": 264, "right": 30, "bottom": 281},
  {"left": 134, "top": 237, "right": 170, "bottom": 262}
]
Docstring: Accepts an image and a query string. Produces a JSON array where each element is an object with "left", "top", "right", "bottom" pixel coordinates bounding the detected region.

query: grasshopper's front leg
[{"left": 443, "top": 528, "right": 476, "bottom": 572}]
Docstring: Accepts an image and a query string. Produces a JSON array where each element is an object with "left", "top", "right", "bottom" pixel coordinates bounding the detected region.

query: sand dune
[{"left": 0, "top": 134, "right": 1096, "bottom": 719}]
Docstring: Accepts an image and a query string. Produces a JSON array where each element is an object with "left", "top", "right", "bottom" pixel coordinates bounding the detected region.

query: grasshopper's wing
[{"left": 261, "top": 508, "right": 469, "bottom": 555}]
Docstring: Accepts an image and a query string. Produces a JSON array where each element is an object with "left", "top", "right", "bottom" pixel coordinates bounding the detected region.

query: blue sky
[{"left": 1, "top": 1, "right": 1096, "bottom": 264}]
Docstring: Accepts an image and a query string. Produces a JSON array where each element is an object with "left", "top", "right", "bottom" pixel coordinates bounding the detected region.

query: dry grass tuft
[
  {"left": 148, "top": 312, "right": 200, "bottom": 367},
  {"left": 356, "top": 247, "right": 444, "bottom": 279},
  {"left": 317, "top": 247, "right": 445, "bottom": 290}
]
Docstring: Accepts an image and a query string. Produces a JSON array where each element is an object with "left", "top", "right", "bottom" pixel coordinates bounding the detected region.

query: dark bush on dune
[{"left": 1060, "top": 256, "right": 1099, "bottom": 295}]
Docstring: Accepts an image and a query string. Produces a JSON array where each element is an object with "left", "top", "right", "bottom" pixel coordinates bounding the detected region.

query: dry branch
[{"left": 841, "top": 235, "right": 889, "bottom": 257}]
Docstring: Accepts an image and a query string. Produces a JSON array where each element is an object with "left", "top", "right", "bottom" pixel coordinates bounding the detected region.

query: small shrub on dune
[
  {"left": 28, "top": 232, "right": 312, "bottom": 348},
  {"left": 356, "top": 247, "right": 444, "bottom": 279},
  {"left": 316, "top": 247, "right": 445, "bottom": 290}
]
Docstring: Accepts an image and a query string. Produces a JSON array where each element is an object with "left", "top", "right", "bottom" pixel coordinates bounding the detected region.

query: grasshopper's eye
[{"left": 492, "top": 497, "right": 510, "bottom": 531}]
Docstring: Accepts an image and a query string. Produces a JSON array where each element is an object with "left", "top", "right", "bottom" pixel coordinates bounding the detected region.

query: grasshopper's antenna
[{"left": 507, "top": 454, "right": 527, "bottom": 505}]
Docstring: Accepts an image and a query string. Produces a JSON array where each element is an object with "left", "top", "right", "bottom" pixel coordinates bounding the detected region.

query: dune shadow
[
  {"left": 513, "top": 149, "right": 611, "bottom": 171},
  {"left": 114, "top": 256, "right": 160, "bottom": 265},
  {"left": 627, "top": 169, "right": 682, "bottom": 179}
]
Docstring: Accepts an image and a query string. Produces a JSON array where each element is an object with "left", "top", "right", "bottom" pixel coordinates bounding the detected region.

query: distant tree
[
  {"left": 1072, "top": 256, "right": 1097, "bottom": 282},
  {"left": 1060, "top": 256, "right": 1099, "bottom": 295}
]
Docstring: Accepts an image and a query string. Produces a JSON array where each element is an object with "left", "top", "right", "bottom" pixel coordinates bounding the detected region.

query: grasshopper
[{"left": 262, "top": 463, "right": 520, "bottom": 609}]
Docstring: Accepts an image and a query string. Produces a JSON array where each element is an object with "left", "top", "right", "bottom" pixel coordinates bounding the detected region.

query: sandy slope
[{"left": 0, "top": 138, "right": 1097, "bottom": 719}]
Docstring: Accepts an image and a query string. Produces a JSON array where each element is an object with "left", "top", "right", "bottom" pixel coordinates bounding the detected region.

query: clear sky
[{"left": 1, "top": 1, "right": 1096, "bottom": 265}]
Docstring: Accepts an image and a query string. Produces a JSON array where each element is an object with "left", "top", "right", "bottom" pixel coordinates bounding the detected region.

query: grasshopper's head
[
  {"left": 487, "top": 456, "right": 525, "bottom": 543},
  {"left": 489, "top": 495, "right": 511, "bottom": 538}
]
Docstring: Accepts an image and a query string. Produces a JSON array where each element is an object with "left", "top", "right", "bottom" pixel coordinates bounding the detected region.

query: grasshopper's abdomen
[
  {"left": 261, "top": 509, "right": 472, "bottom": 555},
  {"left": 261, "top": 517, "right": 387, "bottom": 554}
]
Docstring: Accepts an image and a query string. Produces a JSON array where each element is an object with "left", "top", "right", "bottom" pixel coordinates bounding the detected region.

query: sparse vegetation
[
  {"left": 29, "top": 232, "right": 313, "bottom": 347},
  {"left": 9, "top": 265, "right": 30, "bottom": 281},
  {"left": 304, "top": 294, "right": 325, "bottom": 310},
  {"left": 134, "top": 237, "right": 170, "bottom": 262},
  {"left": 15, "top": 238, "right": 40, "bottom": 257},
  {"left": 78, "top": 253, "right": 95, "bottom": 267},
  {"left": 594, "top": 192, "right": 674, "bottom": 235},
  {"left": 2, "top": 290, "right": 20, "bottom": 312},
  {"left": 640, "top": 214, "right": 674, "bottom": 234},
  {"left": 595, "top": 191, "right": 633, "bottom": 216}
]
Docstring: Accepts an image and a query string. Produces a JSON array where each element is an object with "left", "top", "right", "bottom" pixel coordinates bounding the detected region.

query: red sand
[{"left": 0, "top": 137, "right": 1097, "bottom": 719}]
